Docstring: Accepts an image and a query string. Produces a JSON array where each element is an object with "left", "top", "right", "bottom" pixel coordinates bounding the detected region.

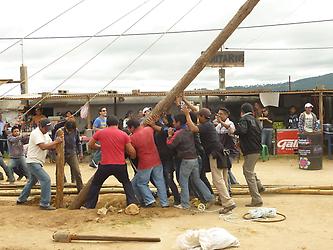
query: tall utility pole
[
  {"left": 219, "top": 68, "right": 226, "bottom": 90},
  {"left": 288, "top": 75, "right": 291, "bottom": 91},
  {"left": 20, "top": 64, "right": 28, "bottom": 95}
]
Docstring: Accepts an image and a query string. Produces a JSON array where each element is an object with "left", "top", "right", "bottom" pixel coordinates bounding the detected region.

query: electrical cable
[
  {"left": 0, "top": 18, "right": 332, "bottom": 40},
  {"left": 0, "top": 0, "right": 151, "bottom": 98},
  {"left": 72, "top": 0, "right": 203, "bottom": 117},
  {"left": 0, "top": 0, "right": 87, "bottom": 55},
  {"left": 225, "top": 46, "right": 333, "bottom": 51},
  {"left": 15, "top": 0, "right": 166, "bottom": 122}
]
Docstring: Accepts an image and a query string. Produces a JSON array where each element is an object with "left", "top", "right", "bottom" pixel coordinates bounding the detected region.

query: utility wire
[
  {"left": 0, "top": 0, "right": 86, "bottom": 55},
  {"left": 225, "top": 46, "right": 333, "bottom": 51},
  {"left": 72, "top": 0, "right": 203, "bottom": 117},
  {"left": 0, "top": 18, "right": 332, "bottom": 40},
  {"left": 18, "top": 0, "right": 166, "bottom": 121},
  {"left": 0, "top": 0, "right": 151, "bottom": 98}
]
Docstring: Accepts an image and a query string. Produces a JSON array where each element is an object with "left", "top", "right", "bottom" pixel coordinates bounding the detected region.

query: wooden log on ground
[
  {"left": 68, "top": 175, "right": 94, "bottom": 210},
  {"left": 144, "top": 0, "right": 261, "bottom": 124},
  {"left": 55, "top": 129, "right": 65, "bottom": 208}
]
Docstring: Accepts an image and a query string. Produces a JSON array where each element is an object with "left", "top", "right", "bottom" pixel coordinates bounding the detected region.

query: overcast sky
[{"left": 0, "top": 0, "right": 332, "bottom": 95}]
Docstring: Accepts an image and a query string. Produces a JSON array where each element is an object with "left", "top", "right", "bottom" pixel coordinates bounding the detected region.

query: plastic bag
[{"left": 248, "top": 207, "right": 277, "bottom": 219}]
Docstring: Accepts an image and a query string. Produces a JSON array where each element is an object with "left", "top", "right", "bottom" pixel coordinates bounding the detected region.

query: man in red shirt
[
  {"left": 84, "top": 116, "right": 137, "bottom": 208},
  {"left": 127, "top": 119, "right": 169, "bottom": 208}
]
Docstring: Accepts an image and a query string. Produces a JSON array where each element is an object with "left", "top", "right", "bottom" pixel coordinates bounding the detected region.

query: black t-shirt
[
  {"left": 198, "top": 121, "right": 223, "bottom": 154},
  {"left": 262, "top": 113, "right": 274, "bottom": 128}
]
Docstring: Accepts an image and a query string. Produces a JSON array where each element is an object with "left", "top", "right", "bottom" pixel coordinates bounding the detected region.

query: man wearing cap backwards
[
  {"left": 182, "top": 106, "right": 236, "bottom": 214},
  {"left": 139, "top": 107, "right": 152, "bottom": 124},
  {"left": 235, "top": 103, "right": 264, "bottom": 207},
  {"left": 17, "top": 118, "right": 63, "bottom": 210},
  {"left": 298, "top": 103, "right": 319, "bottom": 133}
]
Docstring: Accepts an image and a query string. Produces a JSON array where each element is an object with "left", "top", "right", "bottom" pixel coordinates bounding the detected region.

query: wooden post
[
  {"left": 113, "top": 97, "right": 117, "bottom": 116},
  {"left": 86, "top": 96, "right": 92, "bottom": 129},
  {"left": 55, "top": 129, "right": 65, "bottom": 208},
  {"left": 319, "top": 90, "right": 324, "bottom": 131},
  {"left": 205, "top": 95, "right": 209, "bottom": 108},
  {"left": 144, "top": 0, "right": 260, "bottom": 124}
]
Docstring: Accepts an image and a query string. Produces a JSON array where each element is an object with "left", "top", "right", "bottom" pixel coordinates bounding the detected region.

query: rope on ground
[{"left": 242, "top": 212, "right": 286, "bottom": 223}]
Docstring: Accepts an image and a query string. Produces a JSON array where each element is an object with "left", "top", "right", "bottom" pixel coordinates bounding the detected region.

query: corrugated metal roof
[{"left": 1, "top": 89, "right": 331, "bottom": 101}]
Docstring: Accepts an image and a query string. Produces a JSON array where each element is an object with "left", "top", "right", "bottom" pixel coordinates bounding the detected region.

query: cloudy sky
[{"left": 0, "top": 0, "right": 332, "bottom": 95}]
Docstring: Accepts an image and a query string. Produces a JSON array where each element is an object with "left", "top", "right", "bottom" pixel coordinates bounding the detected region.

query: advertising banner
[{"left": 276, "top": 129, "right": 298, "bottom": 154}]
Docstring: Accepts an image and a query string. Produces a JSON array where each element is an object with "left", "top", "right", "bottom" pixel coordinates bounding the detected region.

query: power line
[
  {"left": 72, "top": 0, "right": 203, "bottom": 117},
  {"left": 17, "top": 0, "right": 166, "bottom": 122},
  {"left": 0, "top": 18, "right": 332, "bottom": 41},
  {"left": 225, "top": 46, "right": 333, "bottom": 51},
  {"left": 0, "top": 0, "right": 87, "bottom": 55},
  {"left": 0, "top": 0, "right": 151, "bottom": 98}
]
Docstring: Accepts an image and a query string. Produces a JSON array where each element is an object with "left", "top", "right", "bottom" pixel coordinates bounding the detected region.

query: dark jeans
[
  {"left": 161, "top": 158, "right": 180, "bottom": 204},
  {"left": 84, "top": 164, "right": 137, "bottom": 208}
]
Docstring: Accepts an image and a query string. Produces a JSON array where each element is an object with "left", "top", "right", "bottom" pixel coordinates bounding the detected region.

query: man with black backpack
[{"left": 235, "top": 103, "right": 264, "bottom": 207}]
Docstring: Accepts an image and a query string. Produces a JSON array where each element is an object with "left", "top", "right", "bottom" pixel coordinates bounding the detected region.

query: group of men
[
  {"left": 81, "top": 99, "right": 264, "bottom": 212},
  {"left": 9, "top": 99, "right": 319, "bottom": 212}
]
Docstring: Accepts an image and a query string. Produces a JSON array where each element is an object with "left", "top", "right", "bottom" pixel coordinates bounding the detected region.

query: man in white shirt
[
  {"left": 17, "top": 119, "right": 62, "bottom": 210},
  {"left": 298, "top": 103, "right": 319, "bottom": 133}
]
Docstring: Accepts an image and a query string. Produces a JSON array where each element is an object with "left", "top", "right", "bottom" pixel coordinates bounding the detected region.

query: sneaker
[
  {"left": 16, "top": 200, "right": 27, "bottom": 205},
  {"left": 89, "top": 159, "right": 98, "bottom": 168},
  {"left": 219, "top": 204, "right": 236, "bottom": 214},
  {"left": 40, "top": 205, "right": 56, "bottom": 210},
  {"left": 245, "top": 202, "right": 263, "bottom": 207},
  {"left": 173, "top": 204, "right": 189, "bottom": 210},
  {"left": 80, "top": 206, "right": 88, "bottom": 210},
  {"left": 144, "top": 202, "right": 156, "bottom": 208}
]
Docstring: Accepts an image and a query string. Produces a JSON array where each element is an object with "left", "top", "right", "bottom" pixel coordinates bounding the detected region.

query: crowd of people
[
  {"left": 0, "top": 98, "right": 319, "bottom": 212},
  {"left": 78, "top": 98, "right": 266, "bottom": 213}
]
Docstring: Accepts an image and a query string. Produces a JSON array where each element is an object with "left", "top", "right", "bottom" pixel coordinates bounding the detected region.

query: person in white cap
[
  {"left": 298, "top": 103, "right": 319, "bottom": 133},
  {"left": 139, "top": 107, "right": 152, "bottom": 124}
]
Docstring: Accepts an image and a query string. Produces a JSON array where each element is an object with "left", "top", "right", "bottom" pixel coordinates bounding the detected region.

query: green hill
[{"left": 227, "top": 73, "right": 333, "bottom": 91}]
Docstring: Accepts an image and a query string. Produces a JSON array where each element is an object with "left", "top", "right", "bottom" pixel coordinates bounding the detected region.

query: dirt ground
[{"left": 0, "top": 155, "right": 333, "bottom": 250}]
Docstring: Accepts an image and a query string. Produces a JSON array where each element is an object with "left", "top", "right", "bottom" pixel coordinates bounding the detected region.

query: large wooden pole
[
  {"left": 55, "top": 129, "right": 65, "bottom": 208},
  {"left": 70, "top": 0, "right": 260, "bottom": 209},
  {"left": 69, "top": 175, "right": 94, "bottom": 210},
  {"left": 144, "top": 0, "right": 260, "bottom": 124}
]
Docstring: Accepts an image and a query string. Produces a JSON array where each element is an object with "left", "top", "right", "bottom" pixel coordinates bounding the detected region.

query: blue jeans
[
  {"left": 8, "top": 156, "right": 30, "bottom": 182},
  {"left": 179, "top": 159, "right": 214, "bottom": 208},
  {"left": 0, "top": 156, "right": 13, "bottom": 181},
  {"left": 261, "top": 128, "right": 273, "bottom": 154},
  {"left": 132, "top": 164, "right": 168, "bottom": 207},
  {"left": 18, "top": 163, "right": 51, "bottom": 207}
]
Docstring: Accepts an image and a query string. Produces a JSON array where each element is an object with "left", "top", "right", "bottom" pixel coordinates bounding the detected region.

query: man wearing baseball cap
[
  {"left": 17, "top": 118, "right": 63, "bottom": 210},
  {"left": 298, "top": 103, "right": 319, "bottom": 133}
]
